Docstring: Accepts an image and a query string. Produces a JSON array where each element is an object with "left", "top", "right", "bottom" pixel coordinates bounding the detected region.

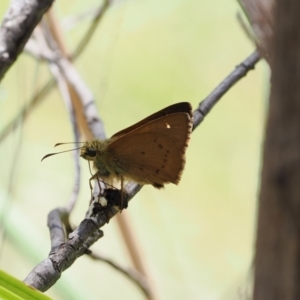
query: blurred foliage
[{"left": 0, "top": 269, "right": 52, "bottom": 300}]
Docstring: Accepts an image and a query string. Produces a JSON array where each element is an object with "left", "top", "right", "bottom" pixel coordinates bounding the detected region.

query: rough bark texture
[
  {"left": 240, "top": 0, "right": 274, "bottom": 64},
  {"left": 254, "top": 0, "right": 300, "bottom": 299}
]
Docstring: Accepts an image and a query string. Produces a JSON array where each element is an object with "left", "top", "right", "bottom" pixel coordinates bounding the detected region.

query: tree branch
[
  {"left": 193, "top": 50, "right": 260, "bottom": 127},
  {"left": 0, "top": 0, "right": 54, "bottom": 81},
  {"left": 254, "top": 0, "right": 300, "bottom": 298}
]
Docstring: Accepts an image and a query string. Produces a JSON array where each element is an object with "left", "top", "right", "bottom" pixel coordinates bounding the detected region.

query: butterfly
[{"left": 43, "top": 102, "right": 193, "bottom": 210}]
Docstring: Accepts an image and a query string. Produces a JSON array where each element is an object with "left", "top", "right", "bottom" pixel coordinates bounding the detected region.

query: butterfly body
[
  {"left": 80, "top": 102, "right": 193, "bottom": 190},
  {"left": 80, "top": 139, "right": 118, "bottom": 179}
]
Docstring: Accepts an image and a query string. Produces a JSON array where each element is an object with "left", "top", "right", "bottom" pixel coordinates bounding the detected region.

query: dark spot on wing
[
  {"left": 158, "top": 144, "right": 163, "bottom": 149},
  {"left": 140, "top": 151, "right": 145, "bottom": 155}
]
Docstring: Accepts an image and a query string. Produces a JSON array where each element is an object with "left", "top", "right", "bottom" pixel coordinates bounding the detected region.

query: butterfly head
[
  {"left": 80, "top": 140, "right": 102, "bottom": 161},
  {"left": 80, "top": 146, "right": 96, "bottom": 160}
]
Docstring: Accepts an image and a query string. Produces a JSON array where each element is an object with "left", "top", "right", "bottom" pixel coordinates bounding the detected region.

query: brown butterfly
[{"left": 43, "top": 102, "right": 193, "bottom": 209}]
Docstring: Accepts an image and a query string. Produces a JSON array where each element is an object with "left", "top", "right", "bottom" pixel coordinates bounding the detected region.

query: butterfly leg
[
  {"left": 88, "top": 172, "right": 103, "bottom": 204},
  {"left": 88, "top": 161, "right": 95, "bottom": 202},
  {"left": 88, "top": 177, "right": 94, "bottom": 204},
  {"left": 89, "top": 176, "right": 93, "bottom": 196},
  {"left": 120, "top": 175, "right": 124, "bottom": 211}
]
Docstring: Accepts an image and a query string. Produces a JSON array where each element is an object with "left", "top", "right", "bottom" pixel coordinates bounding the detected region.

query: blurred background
[{"left": 0, "top": 0, "right": 268, "bottom": 299}]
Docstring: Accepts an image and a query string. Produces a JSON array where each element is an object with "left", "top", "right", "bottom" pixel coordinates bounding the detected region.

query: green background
[{"left": 0, "top": 0, "right": 267, "bottom": 299}]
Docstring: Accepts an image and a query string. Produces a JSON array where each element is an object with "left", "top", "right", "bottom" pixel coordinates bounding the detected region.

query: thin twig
[
  {"left": 56, "top": 55, "right": 106, "bottom": 139},
  {"left": 89, "top": 252, "right": 152, "bottom": 299},
  {"left": 39, "top": 19, "right": 82, "bottom": 212},
  {"left": 45, "top": 7, "right": 71, "bottom": 59},
  {"left": 71, "top": 0, "right": 110, "bottom": 60},
  {"left": 193, "top": 50, "right": 261, "bottom": 128},
  {"left": 62, "top": 6, "right": 106, "bottom": 31},
  {"left": 116, "top": 213, "right": 150, "bottom": 280}
]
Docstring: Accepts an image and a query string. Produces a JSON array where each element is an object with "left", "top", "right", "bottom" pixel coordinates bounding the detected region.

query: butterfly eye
[{"left": 85, "top": 148, "right": 97, "bottom": 157}]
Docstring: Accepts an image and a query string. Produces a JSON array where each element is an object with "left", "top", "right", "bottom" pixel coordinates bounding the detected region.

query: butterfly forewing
[
  {"left": 111, "top": 102, "right": 192, "bottom": 140},
  {"left": 107, "top": 113, "right": 192, "bottom": 186}
]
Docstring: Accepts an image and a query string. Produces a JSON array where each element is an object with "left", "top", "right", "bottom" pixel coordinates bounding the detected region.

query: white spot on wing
[{"left": 165, "top": 123, "right": 171, "bottom": 129}]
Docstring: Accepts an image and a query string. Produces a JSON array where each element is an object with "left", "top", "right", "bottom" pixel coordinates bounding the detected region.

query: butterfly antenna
[
  {"left": 54, "top": 142, "right": 85, "bottom": 147},
  {"left": 41, "top": 147, "right": 83, "bottom": 162},
  {"left": 87, "top": 162, "right": 116, "bottom": 189}
]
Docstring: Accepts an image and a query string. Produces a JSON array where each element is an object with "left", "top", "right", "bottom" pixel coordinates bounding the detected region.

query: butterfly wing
[
  {"left": 107, "top": 112, "right": 192, "bottom": 187},
  {"left": 110, "top": 102, "right": 193, "bottom": 140}
]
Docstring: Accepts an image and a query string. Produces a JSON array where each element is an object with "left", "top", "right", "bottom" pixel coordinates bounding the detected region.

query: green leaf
[{"left": 0, "top": 269, "right": 52, "bottom": 300}]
